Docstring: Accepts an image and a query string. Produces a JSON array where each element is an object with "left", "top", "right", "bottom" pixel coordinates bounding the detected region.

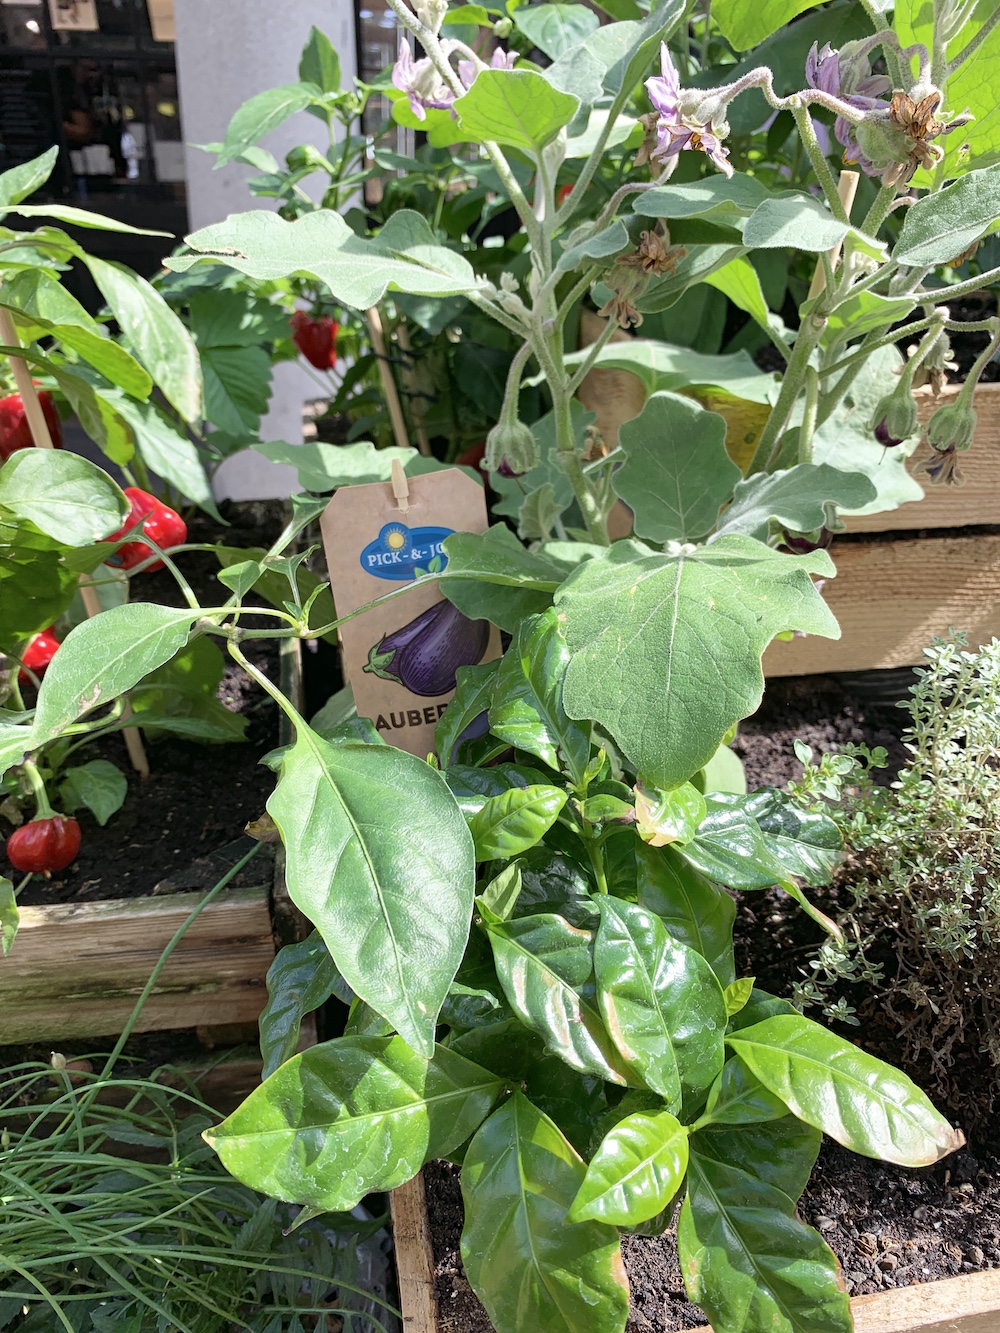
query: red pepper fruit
[
  {"left": 0, "top": 388, "right": 64, "bottom": 461},
  {"left": 556, "top": 183, "right": 574, "bottom": 205},
  {"left": 19, "top": 627, "right": 60, "bottom": 682},
  {"left": 5, "top": 815, "right": 81, "bottom": 874},
  {"left": 455, "top": 441, "right": 487, "bottom": 471},
  {"left": 107, "top": 487, "right": 187, "bottom": 572},
  {"left": 291, "top": 310, "right": 338, "bottom": 370}
]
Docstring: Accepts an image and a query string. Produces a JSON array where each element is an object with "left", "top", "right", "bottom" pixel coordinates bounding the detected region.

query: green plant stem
[
  {"left": 860, "top": 186, "right": 897, "bottom": 238},
  {"left": 586, "top": 839, "right": 609, "bottom": 893},
  {"left": 548, "top": 361, "right": 609, "bottom": 544},
  {"left": 94, "top": 842, "right": 262, "bottom": 1086},
  {"left": 20, "top": 760, "right": 54, "bottom": 819},
  {"left": 567, "top": 314, "right": 622, "bottom": 396},
  {"left": 748, "top": 315, "right": 827, "bottom": 474},
  {"left": 799, "top": 366, "right": 819, "bottom": 464},
  {"left": 790, "top": 103, "right": 847, "bottom": 221}
]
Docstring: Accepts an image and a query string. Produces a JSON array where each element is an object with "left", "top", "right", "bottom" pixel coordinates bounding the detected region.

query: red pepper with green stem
[{"left": 4, "top": 761, "right": 81, "bottom": 875}]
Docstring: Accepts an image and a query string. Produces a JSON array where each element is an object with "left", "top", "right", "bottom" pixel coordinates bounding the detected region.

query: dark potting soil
[
  {"left": 425, "top": 673, "right": 1000, "bottom": 1332},
  {"left": 10, "top": 502, "right": 304, "bottom": 907}
]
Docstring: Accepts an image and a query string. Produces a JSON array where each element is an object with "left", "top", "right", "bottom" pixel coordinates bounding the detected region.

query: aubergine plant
[{"left": 5, "top": 2, "right": 1000, "bottom": 1330}]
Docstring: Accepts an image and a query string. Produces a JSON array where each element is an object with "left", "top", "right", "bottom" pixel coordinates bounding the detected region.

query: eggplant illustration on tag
[{"left": 364, "top": 601, "right": 490, "bottom": 696}]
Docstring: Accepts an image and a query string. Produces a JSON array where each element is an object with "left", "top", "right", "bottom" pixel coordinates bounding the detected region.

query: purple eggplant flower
[
  {"left": 458, "top": 46, "right": 517, "bottom": 91},
  {"left": 805, "top": 40, "right": 891, "bottom": 177},
  {"left": 645, "top": 43, "right": 733, "bottom": 177},
  {"left": 916, "top": 444, "right": 965, "bottom": 487},
  {"left": 391, "top": 41, "right": 458, "bottom": 120},
  {"left": 365, "top": 600, "right": 490, "bottom": 697}
]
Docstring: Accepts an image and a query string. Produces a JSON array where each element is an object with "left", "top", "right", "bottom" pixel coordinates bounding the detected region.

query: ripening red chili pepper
[
  {"left": 0, "top": 388, "right": 64, "bottom": 461},
  {"left": 5, "top": 816, "right": 81, "bottom": 874},
  {"left": 107, "top": 487, "right": 187, "bottom": 572},
  {"left": 18, "top": 627, "right": 60, "bottom": 682},
  {"left": 291, "top": 310, "right": 338, "bottom": 370},
  {"left": 556, "top": 183, "right": 574, "bottom": 205}
]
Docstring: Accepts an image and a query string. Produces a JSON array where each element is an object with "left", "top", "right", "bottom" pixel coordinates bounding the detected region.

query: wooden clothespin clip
[{"left": 391, "top": 457, "right": 410, "bottom": 513}]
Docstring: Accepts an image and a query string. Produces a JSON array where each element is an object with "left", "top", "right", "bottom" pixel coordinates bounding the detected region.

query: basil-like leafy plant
[{"left": 4, "top": 1, "right": 996, "bottom": 1327}]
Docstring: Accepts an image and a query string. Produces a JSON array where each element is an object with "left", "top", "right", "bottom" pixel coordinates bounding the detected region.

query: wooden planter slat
[
  {"left": 0, "top": 885, "right": 274, "bottom": 1043},
  {"left": 852, "top": 1269, "right": 1000, "bottom": 1333},
  {"left": 763, "top": 533, "right": 1000, "bottom": 676}
]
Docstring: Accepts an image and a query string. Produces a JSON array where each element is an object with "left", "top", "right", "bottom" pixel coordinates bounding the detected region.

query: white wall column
[{"left": 173, "top": 0, "right": 357, "bottom": 500}]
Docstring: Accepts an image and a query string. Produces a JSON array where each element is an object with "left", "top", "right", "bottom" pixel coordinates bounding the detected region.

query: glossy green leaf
[
  {"left": 7, "top": 204, "right": 171, "bottom": 235},
  {"left": 634, "top": 781, "right": 706, "bottom": 847},
  {"left": 207, "top": 1036, "right": 503, "bottom": 1211},
  {"left": 47, "top": 364, "right": 134, "bottom": 465},
  {"left": 693, "top": 1113, "right": 821, "bottom": 1200},
  {"left": 557, "top": 536, "right": 838, "bottom": 788},
  {"left": 737, "top": 788, "right": 843, "bottom": 886},
  {"left": 267, "top": 723, "right": 475, "bottom": 1056},
  {"left": 700, "top": 740, "right": 747, "bottom": 795},
  {"left": 479, "top": 864, "right": 523, "bottom": 921},
  {"left": 445, "top": 762, "right": 552, "bottom": 816},
  {"left": 712, "top": 0, "right": 823, "bottom": 48},
  {"left": 595, "top": 896, "right": 727, "bottom": 1107},
  {"left": 259, "top": 932, "right": 341, "bottom": 1079},
  {"left": 612, "top": 392, "right": 740, "bottom": 543},
  {"left": 299, "top": 26, "right": 341, "bottom": 92},
  {"left": 85, "top": 256, "right": 203, "bottom": 423},
  {"left": 483, "top": 910, "right": 628, "bottom": 1083},
  {"left": 0, "top": 544, "right": 79, "bottom": 652},
  {"left": 0, "top": 449, "right": 126, "bottom": 546},
  {"left": 0, "top": 877, "right": 17, "bottom": 956},
  {"left": 0, "top": 269, "right": 151, "bottom": 398},
  {"left": 701, "top": 1054, "right": 787, "bottom": 1126},
  {"left": 469, "top": 785, "right": 567, "bottom": 861},
  {"left": 678, "top": 1145, "right": 851, "bottom": 1333},
  {"left": 728, "top": 987, "right": 797, "bottom": 1032},
  {"left": 169, "top": 209, "right": 480, "bottom": 310},
  {"left": 489, "top": 609, "right": 590, "bottom": 784},
  {"left": 894, "top": 163, "right": 1000, "bottom": 265},
  {"left": 0, "top": 146, "right": 58, "bottom": 206},
  {"left": 716, "top": 464, "right": 877, "bottom": 542},
  {"left": 455, "top": 69, "right": 579, "bottom": 153},
  {"left": 113, "top": 395, "right": 218, "bottom": 517},
  {"left": 681, "top": 795, "right": 797, "bottom": 889},
  {"left": 31, "top": 605, "right": 196, "bottom": 745},
  {"left": 512, "top": 3, "right": 600, "bottom": 58},
  {"left": 727, "top": 1015, "right": 965, "bottom": 1166},
  {"left": 216, "top": 82, "right": 320, "bottom": 167},
  {"left": 59, "top": 759, "right": 127, "bottom": 827},
  {"left": 435, "top": 660, "right": 497, "bottom": 765},
  {"left": 450, "top": 1017, "right": 545, "bottom": 1082},
  {"left": 635, "top": 244, "right": 748, "bottom": 313},
  {"left": 0, "top": 721, "right": 32, "bottom": 781},
  {"left": 129, "top": 638, "right": 247, "bottom": 743},
  {"left": 569, "top": 1110, "right": 688, "bottom": 1226},
  {"left": 461, "top": 1094, "right": 629, "bottom": 1333},
  {"left": 635, "top": 842, "right": 736, "bottom": 987},
  {"left": 516, "top": 846, "right": 599, "bottom": 928}
]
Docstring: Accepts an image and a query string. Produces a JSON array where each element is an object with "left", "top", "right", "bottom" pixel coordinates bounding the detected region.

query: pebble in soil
[{"left": 425, "top": 673, "right": 1000, "bottom": 1332}]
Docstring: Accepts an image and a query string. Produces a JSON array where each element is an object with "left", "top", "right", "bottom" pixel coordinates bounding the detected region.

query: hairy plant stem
[
  {"left": 791, "top": 103, "right": 849, "bottom": 221},
  {"left": 748, "top": 315, "right": 827, "bottom": 474},
  {"left": 567, "top": 314, "right": 622, "bottom": 397},
  {"left": 861, "top": 185, "right": 898, "bottom": 237},
  {"left": 799, "top": 366, "right": 820, "bottom": 464}
]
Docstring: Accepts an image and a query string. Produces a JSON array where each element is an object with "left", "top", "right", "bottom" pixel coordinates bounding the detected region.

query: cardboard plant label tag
[{"left": 321, "top": 467, "right": 501, "bottom": 758}]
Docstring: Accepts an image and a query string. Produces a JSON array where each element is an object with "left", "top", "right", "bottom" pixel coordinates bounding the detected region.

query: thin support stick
[
  {"left": 367, "top": 306, "right": 412, "bottom": 451},
  {"left": 809, "top": 171, "right": 860, "bottom": 301},
  {"left": 394, "top": 321, "right": 432, "bottom": 457},
  {"left": 0, "top": 301, "right": 150, "bottom": 777}
]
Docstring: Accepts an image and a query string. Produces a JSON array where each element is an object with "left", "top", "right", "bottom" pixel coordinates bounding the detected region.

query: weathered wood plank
[
  {"left": 764, "top": 533, "right": 1000, "bottom": 676},
  {"left": 0, "top": 886, "right": 275, "bottom": 1043},
  {"left": 852, "top": 1269, "right": 1000, "bottom": 1333},
  {"left": 392, "top": 1170, "right": 440, "bottom": 1333}
]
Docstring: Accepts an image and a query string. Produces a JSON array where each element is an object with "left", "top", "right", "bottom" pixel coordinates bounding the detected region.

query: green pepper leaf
[
  {"left": 727, "top": 1015, "right": 965, "bottom": 1166},
  {"left": 259, "top": 932, "right": 342, "bottom": 1080},
  {"left": 0, "top": 449, "right": 127, "bottom": 547},
  {"left": 268, "top": 723, "right": 475, "bottom": 1057},
  {"left": 482, "top": 910, "right": 629, "bottom": 1084},
  {"left": 568, "top": 1110, "right": 688, "bottom": 1226},
  {"left": 59, "top": 759, "right": 127, "bottom": 826},
  {"left": 594, "top": 896, "right": 727, "bottom": 1109},
  {"left": 206, "top": 1036, "right": 503, "bottom": 1211},
  {"left": 0, "top": 877, "right": 18, "bottom": 957},
  {"left": 461, "top": 1094, "right": 630, "bottom": 1333},
  {"left": 489, "top": 609, "right": 591, "bottom": 785},
  {"left": 435, "top": 660, "right": 498, "bottom": 765},
  {"left": 469, "top": 785, "right": 568, "bottom": 861},
  {"left": 678, "top": 1143, "right": 851, "bottom": 1333}
]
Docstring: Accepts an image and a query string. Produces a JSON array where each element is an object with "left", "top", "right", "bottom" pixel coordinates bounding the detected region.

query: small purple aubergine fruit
[
  {"left": 781, "top": 526, "right": 833, "bottom": 555},
  {"left": 874, "top": 418, "right": 904, "bottom": 448},
  {"left": 364, "top": 600, "right": 490, "bottom": 696}
]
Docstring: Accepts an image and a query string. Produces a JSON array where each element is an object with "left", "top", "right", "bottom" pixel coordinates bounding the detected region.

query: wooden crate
[{"left": 0, "top": 880, "right": 276, "bottom": 1044}]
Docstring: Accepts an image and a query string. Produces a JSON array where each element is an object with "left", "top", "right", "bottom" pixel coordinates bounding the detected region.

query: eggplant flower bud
[
  {"left": 871, "top": 387, "right": 918, "bottom": 448},
  {"left": 926, "top": 399, "right": 977, "bottom": 453},
  {"left": 485, "top": 417, "right": 539, "bottom": 478}
]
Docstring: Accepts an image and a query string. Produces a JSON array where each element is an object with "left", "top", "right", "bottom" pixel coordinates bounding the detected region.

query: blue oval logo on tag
[{"left": 360, "top": 522, "right": 454, "bottom": 581}]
